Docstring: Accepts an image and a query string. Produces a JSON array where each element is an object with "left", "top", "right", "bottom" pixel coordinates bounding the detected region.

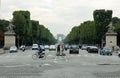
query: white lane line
[
  {"left": 78, "top": 55, "right": 81, "bottom": 57},
  {"left": 48, "top": 55, "right": 53, "bottom": 57},
  {"left": 84, "top": 54, "right": 88, "bottom": 56},
  {"left": 0, "top": 64, "right": 31, "bottom": 68},
  {"left": 53, "top": 60, "right": 58, "bottom": 63},
  {"left": 43, "top": 63, "right": 51, "bottom": 66}
]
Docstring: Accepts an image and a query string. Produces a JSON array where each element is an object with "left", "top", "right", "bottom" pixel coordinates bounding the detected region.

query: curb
[{"left": 0, "top": 49, "right": 5, "bottom": 54}]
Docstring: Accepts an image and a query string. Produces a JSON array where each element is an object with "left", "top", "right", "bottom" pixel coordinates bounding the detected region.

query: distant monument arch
[{"left": 57, "top": 34, "right": 65, "bottom": 42}]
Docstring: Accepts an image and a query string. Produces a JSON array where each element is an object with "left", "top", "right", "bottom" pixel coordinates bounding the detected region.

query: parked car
[
  {"left": 49, "top": 45, "right": 56, "bottom": 51},
  {"left": 87, "top": 46, "right": 99, "bottom": 53},
  {"left": 32, "top": 44, "right": 39, "bottom": 50},
  {"left": 99, "top": 47, "right": 112, "bottom": 56},
  {"left": 81, "top": 45, "right": 88, "bottom": 50},
  {"left": 44, "top": 45, "right": 49, "bottom": 50},
  {"left": 10, "top": 46, "right": 17, "bottom": 53},
  {"left": 69, "top": 45, "right": 79, "bottom": 54}
]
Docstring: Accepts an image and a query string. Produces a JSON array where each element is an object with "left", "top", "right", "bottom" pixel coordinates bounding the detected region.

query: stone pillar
[
  {"left": 4, "top": 32, "right": 15, "bottom": 50},
  {"left": 105, "top": 33, "right": 117, "bottom": 48}
]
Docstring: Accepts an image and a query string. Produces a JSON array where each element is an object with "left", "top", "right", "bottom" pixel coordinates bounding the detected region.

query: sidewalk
[{"left": 0, "top": 49, "right": 5, "bottom": 54}]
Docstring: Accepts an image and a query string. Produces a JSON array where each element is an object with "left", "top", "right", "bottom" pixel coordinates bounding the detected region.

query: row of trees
[
  {"left": 0, "top": 10, "right": 56, "bottom": 47},
  {"left": 64, "top": 21, "right": 96, "bottom": 44},
  {"left": 112, "top": 17, "right": 120, "bottom": 46},
  {"left": 64, "top": 9, "right": 120, "bottom": 46},
  {"left": 0, "top": 20, "right": 9, "bottom": 47}
]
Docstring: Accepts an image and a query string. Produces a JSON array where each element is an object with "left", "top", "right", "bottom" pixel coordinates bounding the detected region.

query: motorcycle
[
  {"left": 118, "top": 51, "right": 120, "bottom": 57},
  {"left": 22, "top": 47, "right": 25, "bottom": 52}
]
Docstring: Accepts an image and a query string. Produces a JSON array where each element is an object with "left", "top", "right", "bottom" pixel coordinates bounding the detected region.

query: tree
[
  {"left": 12, "top": 11, "right": 31, "bottom": 46},
  {"left": 93, "top": 9, "right": 112, "bottom": 44},
  {"left": 112, "top": 17, "right": 120, "bottom": 25},
  {"left": 79, "top": 21, "right": 96, "bottom": 44},
  {"left": 112, "top": 17, "right": 120, "bottom": 46},
  {"left": 64, "top": 21, "right": 97, "bottom": 45},
  {"left": 0, "top": 19, "right": 9, "bottom": 46},
  {"left": 31, "top": 20, "right": 39, "bottom": 43},
  {"left": 12, "top": 10, "right": 56, "bottom": 46}
]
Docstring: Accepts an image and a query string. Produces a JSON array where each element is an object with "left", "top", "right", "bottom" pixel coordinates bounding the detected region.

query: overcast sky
[{"left": 1, "top": 0, "right": 120, "bottom": 36}]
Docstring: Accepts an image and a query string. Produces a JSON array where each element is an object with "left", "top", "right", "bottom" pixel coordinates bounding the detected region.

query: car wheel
[
  {"left": 118, "top": 54, "right": 120, "bottom": 57},
  {"left": 110, "top": 53, "right": 112, "bottom": 56}
]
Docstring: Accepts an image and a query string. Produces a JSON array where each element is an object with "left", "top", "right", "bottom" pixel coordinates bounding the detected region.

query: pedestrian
[{"left": 57, "top": 45, "right": 60, "bottom": 55}]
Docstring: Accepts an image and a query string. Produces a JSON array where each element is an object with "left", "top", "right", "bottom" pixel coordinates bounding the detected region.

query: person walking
[{"left": 57, "top": 45, "right": 60, "bottom": 56}]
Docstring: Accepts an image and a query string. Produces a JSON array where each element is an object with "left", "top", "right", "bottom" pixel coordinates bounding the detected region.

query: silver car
[
  {"left": 99, "top": 47, "right": 112, "bottom": 56},
  {"left": 10, "top": 46, "right": 18, "bottom": 53}
]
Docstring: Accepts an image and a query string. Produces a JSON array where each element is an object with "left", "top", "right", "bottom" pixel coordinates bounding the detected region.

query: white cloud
[{"left": 1, "top": 0, "right": 120, "bottom": 36}]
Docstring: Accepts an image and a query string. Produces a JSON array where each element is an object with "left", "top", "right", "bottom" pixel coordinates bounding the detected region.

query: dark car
[
  {"left": 99, "top": 47, "right": 112, "bottom": 56},
  {"left": 69, "top": 45, "right": 79, "bottom": 54},
  {"left": 87, "top": 46, "right": 98, "bottom": 53}
]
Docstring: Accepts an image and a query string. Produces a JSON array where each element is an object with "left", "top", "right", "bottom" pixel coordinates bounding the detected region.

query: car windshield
[
  {"left": 71, "top": 45, "right": 78, "bottom": 48},
  {"left": 10, "top": 46, "right": 16, "bottom": 48},
  {"left": 104, "top": 47, "right": 112, "bottom": 50}
]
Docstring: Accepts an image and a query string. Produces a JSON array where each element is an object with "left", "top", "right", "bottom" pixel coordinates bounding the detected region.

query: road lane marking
[
  {"left": 0, "top": 64, "right": 31, "bottom": 68},
  {"left": 43, "top": 63, "right": 51, "bottom": 66}
]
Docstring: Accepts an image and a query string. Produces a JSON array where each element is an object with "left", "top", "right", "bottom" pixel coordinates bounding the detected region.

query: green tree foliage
[
  {"left": 12, "top": 10, "right": 56, "bottom": 46},
  {"left": 79, "top": 21, "right": 96, "bottom": 44},
  {"left": 112, "top": 17, "right": 120, "bottom": 25},
  {"left": 0, "top": 19, "right": 9, "bottom": 33},
  {"left": 65, "top": 9, "right": 113, "bottom": 45},
  {"left": 64, "top": 26, "right": 80, "bottom": 44},
  {"left": 0, "top": 19, "right": 9, "bottom": 46},
  {"left": 112, "top": 17, "right": 120, "bottom": 46},
  {"left": 31, "top": 20, "right": 39, "bottom": 43},
  {"left": 64, "top": 21, "right": 96, "bottom": 44},
  {"left": 93, "top": 9, "right": 112, "bottom": 44},
  {"left": 38, "top": 25, "right": 56, "bottom": 44},
  {"left": 12, "top": 11, "right": 31, "bottom": 46}
]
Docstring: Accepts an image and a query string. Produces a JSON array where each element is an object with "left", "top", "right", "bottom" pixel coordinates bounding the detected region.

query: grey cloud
[{"left": 1, "top": 0, "right": 120, "bottom": 36}]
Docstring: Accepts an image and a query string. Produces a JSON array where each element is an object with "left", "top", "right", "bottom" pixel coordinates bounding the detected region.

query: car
[
  {"left": 81, "top": 45, "right": 88, "bottom": 50},
  {"left": 9, "top": 46, "right": 17, "bottom": 53},
  {"left": 69, "top": 45, "right": 79, "bottom": 54},
  {"left": 99, "top": 47, "right": 112, "bottom": 56},
  {"left": 87, "top": 46, "right": 99, "bottom": 53},
  {"left": 49, "top": 45, "right": 56, "bottom": 51},
  {"left": 64, "top": 45, "right": 69, "bottom": 51},
  {"left": 118, "top": 51, "right": 120, "bottom": 57},
  {"left": 44, "top": 45, "right": 49, "bottom": 50},
  {"left": 32, "top": 44, "right": 39, "bottom": 50}
]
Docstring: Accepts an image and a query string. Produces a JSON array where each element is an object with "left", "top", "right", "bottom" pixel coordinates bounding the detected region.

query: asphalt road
[{"left": 0, "top": 49, "right": 120, "bottom": 78}]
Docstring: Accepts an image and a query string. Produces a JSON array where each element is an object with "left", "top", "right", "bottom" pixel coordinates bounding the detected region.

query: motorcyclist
[{"left": 22, "top": 46, "right": 25, "bottom": 52}]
